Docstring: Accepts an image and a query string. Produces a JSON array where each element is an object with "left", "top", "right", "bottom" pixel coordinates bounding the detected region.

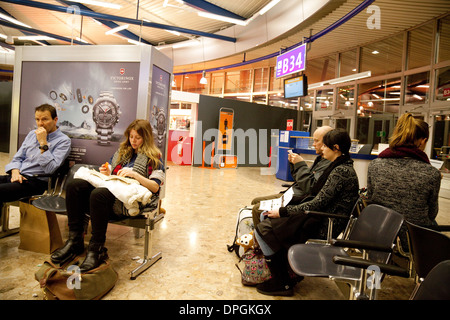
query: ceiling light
[
  {"left": 259, "top": 0, "right": 281, "bottom": 15},
  {"left": 71, "top": 0, "right": 121, "bottom": 9},
  {"left": 371, "top": 50, "right": 379, "bottom": 54},
  {"left": 0, "top": 33, "right": 6, "bottom": 39},
  {"left": 200, "top": 71, "right": 207, "bottom": 85},
  {"left": 105, "top": 24, "right": 129, "bottom": 35},
  {"left": 328, "top": 71, "right": 372, "bottom": 84},
  {"left": 17, "top": 36, "right": 55, "bottom": 41},
  {"left": 197, "top": 11, "right": 247, "bottom": 26}
]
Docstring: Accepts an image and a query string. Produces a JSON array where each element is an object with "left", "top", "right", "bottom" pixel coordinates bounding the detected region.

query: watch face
[{"left": 93, "top": 100, "right": 119, "bottom": 127}]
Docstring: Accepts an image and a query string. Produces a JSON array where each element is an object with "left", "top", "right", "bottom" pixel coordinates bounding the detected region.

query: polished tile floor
[{"left": 1, "top": 152, "right": 449, "bottom": 300}]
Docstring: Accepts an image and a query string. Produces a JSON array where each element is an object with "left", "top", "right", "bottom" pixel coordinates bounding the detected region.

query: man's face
[
  {"left": 35, "top": 110, "right": 57, "bottom": 133},
  {"left": 312, "top": 130, "right": 324, "bottom": 155}
]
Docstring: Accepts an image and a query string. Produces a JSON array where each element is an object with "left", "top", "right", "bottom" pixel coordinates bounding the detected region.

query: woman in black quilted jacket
[{"left": 254, "top": 128, "right": 359, "bottom": 296}]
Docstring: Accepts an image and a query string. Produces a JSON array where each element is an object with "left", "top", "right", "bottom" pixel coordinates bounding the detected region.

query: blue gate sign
[{"left": 276, "top": 43, "right": 306, "bottom": 78}]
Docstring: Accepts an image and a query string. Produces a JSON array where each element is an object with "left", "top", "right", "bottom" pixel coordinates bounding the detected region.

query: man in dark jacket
[{"left": 251, "top": 126, "right": 333, "bottom": 227}]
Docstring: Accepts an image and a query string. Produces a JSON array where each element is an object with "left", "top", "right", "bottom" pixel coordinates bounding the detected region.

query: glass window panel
[
  {"left": 211, "top": 72, "right": 224, "bottom": 95},
  {"left": 253, "top": 68, "right": 269, "bottom": 92},
  {"left": 405, "top": 71, "right": 430, "bottom": 104},
  {"left": 172, "top": 75, "right": 182, "bottom": 91},
  {"left": 252, "top": 94, "right": 267, "bottom": 105},
  {"left": 315, "top": 89, "right": 333, "bottom": 111},
  {"left": 183, "top": 74, "right": 206, "bottom": 93},
  {"left": 337, "top": 85, "right": 355, "bottom": 110},
  {"left": 268, "top": 93, "right": 286, "bottom": 108},
  {"left": 435, "top": 66, "right": 450, "bottom": 102},
  {"left": 302, "top": 92, "right": 314, "bottom": 112},
  {"left": 225, "top": 70, "right": 252, "bottom": 93},
  {"left": 307, "top": 55, "right": 336, "bottom": 84},
  {"left": 339, "top": 49, "right": 358, "bottom": 77},
  {"left": 407, "top": 22, "right": 433, "bottom": 69},
  {"left": 360, "top": 33, "right": 403, "bottom": 76},
  {"left": 438, "top": 15, "right": 450, "bottom": 63},
  {"left": 358, "top": 78, "right": 401, "bottom": 115},
  {"left": 269, "top": 67, "right": 283, "bottom": 91}
]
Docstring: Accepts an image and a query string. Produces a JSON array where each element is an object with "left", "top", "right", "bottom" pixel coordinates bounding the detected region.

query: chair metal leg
[
  {"left": 129, "top": 213, "right": 164, "bottom": 280},
  {"left": 0, "top": 202, "right": 20, "bottom": 239}
]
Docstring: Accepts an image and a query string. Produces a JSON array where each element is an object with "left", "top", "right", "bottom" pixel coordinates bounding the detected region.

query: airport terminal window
[
  {"left": 360, "top": 33, "right": 403, "bottom": 76},
  {"left": 405, "top": 71, "right": 430, "bottom": 104},
  {"left": 173, "top": 75, "right": 182, "bottom": 91},
  {"left": 307, "top": 55, "right": 336, "bottom": 83},
  {"left": 225, "top": 70, "right": 252, "bottom": 93},
  {"left": 302, "top": 92, "right": 313, "bottom": 111},
  {"left": 211, "top": 72, "right": 224, "bottom": 95},
  {"left": 315, "top": 88, "right": 333, "bottom": 111},
  {"left": 337, "top": 85, "right": 355, "bottom": 110},
  {"left": 358, "top": 78, "right": 401, "bottom": 115},
  {"left": 269, "top": 67, "right": 283, "bottom": 91},
  {"left": 432, "top": 114, "right": 450, "bottom": 163},
  {"left": 253, "top": 67, "right": 269, "bottom": 92},
  {"left": 183, "top": 74, "right": 207, "bottom": 94},
  {"left": 253, "top": 94, "right": 267, "bottom": 104},
  {"left": 407, "top": 22, "right": 433, "bottom": 70},
  {"left": 435, "top": 66, "right": 450, "bottom": 102},
  {"left": 437, "top": 15, "right": 450, "bottom": 63},
  {"left": 339, "top": 48, "right": 358, "bottom": 77}
]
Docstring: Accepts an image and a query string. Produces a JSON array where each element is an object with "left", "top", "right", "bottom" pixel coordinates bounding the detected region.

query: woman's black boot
[
  {"left": 256, "top": 251, "right": 294, "bottom": 296},
  {"left": 50, "top": 231, "right": 85, "bottom": 265},
  {"left": 79, "top": 241, "right": 108, "bottom": 273}
]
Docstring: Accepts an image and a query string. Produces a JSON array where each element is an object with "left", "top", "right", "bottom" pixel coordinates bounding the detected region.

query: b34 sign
[{"left": 275, "top": 44, "right": 306, "bottom": 78}]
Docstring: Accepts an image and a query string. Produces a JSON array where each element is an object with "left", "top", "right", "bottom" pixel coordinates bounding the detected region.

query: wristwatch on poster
[
  {"left": 153, "top": 105, "right": 166, "bottom": 148},
  {"left": 92, "top": 91, "right": 121, "bottom": 145}
]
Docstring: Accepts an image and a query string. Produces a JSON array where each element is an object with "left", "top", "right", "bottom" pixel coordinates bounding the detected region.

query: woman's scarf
[
  {"left": 310, "top": 154, "right": 352, "bottom": 196},
  {"left": 378, "top": 146, "right": 430, "bottom": 164}
]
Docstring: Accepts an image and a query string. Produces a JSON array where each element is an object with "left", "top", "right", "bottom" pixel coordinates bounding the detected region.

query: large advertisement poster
[
  {"left": 149, "top": 65, "right": 170, "bottom": 162},
  {"left": 19, "top": 61, "right": 140, "bottom": 165}
]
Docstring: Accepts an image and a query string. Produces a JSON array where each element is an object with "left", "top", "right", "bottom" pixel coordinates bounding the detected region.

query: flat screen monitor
[{"left": 284, "top": 75, "right": 308, "bottom": 99}]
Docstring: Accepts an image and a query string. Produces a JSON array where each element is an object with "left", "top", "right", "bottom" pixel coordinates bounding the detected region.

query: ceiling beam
[{"left": 1, "top": 0, "right": 237, "bottom": 43}]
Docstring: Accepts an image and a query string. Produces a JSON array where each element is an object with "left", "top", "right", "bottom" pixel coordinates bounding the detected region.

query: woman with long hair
[
  {"left": 254, "top": 128, "right": 359, "bottom": 296},
  {"left": 51, "top": 119, "right": 165, "bottom": 272},
  {"left": 367, "top": 113, "right": 441, "bottom": 249}
]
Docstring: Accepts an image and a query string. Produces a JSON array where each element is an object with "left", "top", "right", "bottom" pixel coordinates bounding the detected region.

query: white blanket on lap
[{"left": 74, "top": 166, "right": 152, "bottom": 216}]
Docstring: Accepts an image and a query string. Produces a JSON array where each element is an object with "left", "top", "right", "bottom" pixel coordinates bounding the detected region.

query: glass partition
[
  {"left": 307, "top": 54, "right": 337, "bottom": 84},
  {"left": 211, "top": 72, "right": 224, "bottom": 95},
  {"left": 435, "top": 66, "right": 450, "bottom": 102},
  {"left": 407, "top": 22, "right": 433, "bottom": 70},
  {"left": 358, "top": 78, "right": 401, "bottom": 115},
  {"left": 337, "top": 85, "right": 355, "bottom": 110},
  {"left": 437, "top": 15, "right": 450, "bottom": 63},
  {"left": 339, "top": 48, "right": 359, "bottom": 77},
  {"left": 360, "top": 33, "right": 403, "bottom": 76},
  {"left": 405, "top": 71, "right": 430, "bottom": 104},
  {"left": 315, "top": 88, "right": 333, "bottom": 111}
]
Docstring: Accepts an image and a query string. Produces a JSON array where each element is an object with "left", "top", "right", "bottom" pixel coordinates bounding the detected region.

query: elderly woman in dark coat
[{"left": 254, "top": 128, "right": 359, "bottom": 296}]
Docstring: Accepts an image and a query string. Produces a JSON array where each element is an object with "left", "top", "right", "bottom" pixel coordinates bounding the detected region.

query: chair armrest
[
  {"left": 305, "top": 210, "right": 350, "bottom": 220},
  {"left": 430, "top": 225, "right": 450, "bottom": 232},
  {"left": 332, "top": 255, "right": 410, "bottom": 278},
  {"left": 331, "top": 239, "right": 393, "bottom": 253}
]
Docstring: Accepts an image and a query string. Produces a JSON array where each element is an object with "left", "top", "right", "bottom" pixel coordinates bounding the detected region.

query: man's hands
[
  {"left": 35, "top": 127, "right": 48, "bottom": 150},
  {"left": 10, "top": 169, "right": 26, "bottom": 183},
  {"left": 288, "top": 151, "right": 304, "bottom": 164}
]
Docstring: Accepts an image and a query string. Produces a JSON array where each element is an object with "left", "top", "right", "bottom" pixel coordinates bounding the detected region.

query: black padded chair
[
  {"left": 0, "top": 159, "right": 70, "bottom": 239},
  {"left": 288, "top": 204, "right": 406, "bottom": 300},
  {"left": 405, "top": 221, "right": 450, "bottom": 291},
  {"left": 32, "top": 163, "right": 165, "bottom": 280},
  {"left": 412, "top": 260, "right": 450, "bottom": 300}
]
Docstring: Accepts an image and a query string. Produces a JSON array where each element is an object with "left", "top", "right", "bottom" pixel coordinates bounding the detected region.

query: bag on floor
[
  {"left": 35, "top": 259, "right": 118, "bottom": 300},
  {"left": 227, "top": 206, "right": 254, "bottom": 258},
  {"left": 18, "top": 197, "right": 63, "bottom": 254},
  {"left": 235, "top": 247, "right": 271, "bottom": 286}
]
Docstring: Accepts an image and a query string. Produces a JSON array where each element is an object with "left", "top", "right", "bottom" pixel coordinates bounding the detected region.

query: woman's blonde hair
[
  {"left": 117, "top": 119, "right": 161, "bottom": 169},
  {"left": 389, "top": 113, "right": 429, "bottom": 149}
]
